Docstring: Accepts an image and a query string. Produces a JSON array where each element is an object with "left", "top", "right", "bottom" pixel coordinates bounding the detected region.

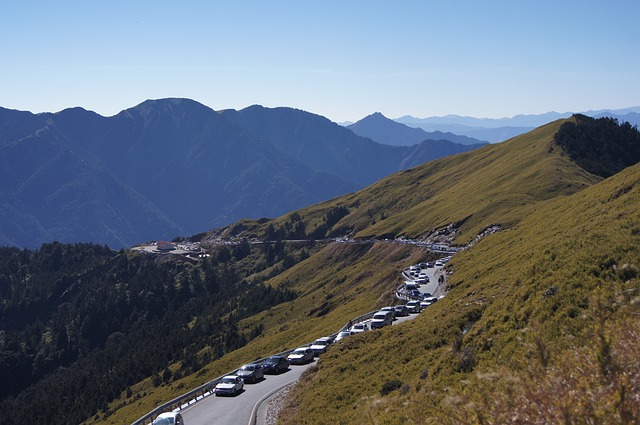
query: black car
[
  {"left": 236, "top": 363, "right": 264, "bottom": 383},
  {"left": 262, "top": 355, "right": 289, "bottom": 374}
]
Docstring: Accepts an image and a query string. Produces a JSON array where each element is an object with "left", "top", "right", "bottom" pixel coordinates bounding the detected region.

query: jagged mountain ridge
[{"left": 0, "top": 99, "right": 487, "bottom": 248}]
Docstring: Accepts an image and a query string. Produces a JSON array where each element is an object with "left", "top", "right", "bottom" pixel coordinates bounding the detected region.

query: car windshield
[
  {"left": 313, "top": 340, "right": 327, "bottom": 346},
  {"left": 293, "top": 348, "right": 306, "bottom": 354},
  {"left": 240, "top": 365, "right": 254, "bottom": 371},
  {"left": 353, "top": 324, "right": 364, "bottom": 329},
  {"left": 265, "top": 357, "right": 279, "bottom": 364},
  {"left": 221, "top": 377, "right": 236, "bottom": 384},
  {"left": 153, "top": 418, "right": 175, "bottom": 425}
]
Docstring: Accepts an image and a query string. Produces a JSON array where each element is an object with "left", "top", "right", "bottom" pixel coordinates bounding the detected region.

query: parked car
[
  {"left": 287, "top": 347, "right": 315, "bottom": 365},
  {"left": 153, "top": 412, "right": 185, "bottom": 425},
  {"left": 236, "top": 363, "right": 264, "bottom": 383},
  {"left": 406, "top": 300, "right": 422, "bottom": 313},
  {"left": 394, "top": 304, "right": 410, "bottom": 317},
  {"left": 423, "top": 296, "right": 438, "bottom": 304},
  {"left": 419, "top": 262, "right": 427, "bottom": 269},
  {"left": 370, "top": 311, "right": 393, "bottom": 329},
  {"left": 380, "top": 306, "right": 396, "bottom": 320},
  {"left": 214, "top": 375, "right": 244, "bottom": 396},
  {"left": 410, "top": 289, "right": 422, "bottom": 298},
  {"left": 420, "top": 292, "right": 433, "bottom": 299},
  {"left": 262, "top": 356, "right": 289, "bottom": 374},
  {"left": 405, "top": 281, "right": 418, "bottom": 290},
  {"left": 426, "top": 262, "right": 435, "bottom": 268},
  {"left": 335, "top": 330, "right": 354, "bottom": 341},
  {"left": 350, "top": 322, "right": 369, "bottom": 333},
  {"left": 310, "top": 337, "right": 332, "bottom": 356}
]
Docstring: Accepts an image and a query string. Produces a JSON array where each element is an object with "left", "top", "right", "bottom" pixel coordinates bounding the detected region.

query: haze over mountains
[
  {"left": 394, "top": 106, "right": 640, "bottom": 142},
  {"left": 0, "top": 99, "right": 487, "bottom": 249}
]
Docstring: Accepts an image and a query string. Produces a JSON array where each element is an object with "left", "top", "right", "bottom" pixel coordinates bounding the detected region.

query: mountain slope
[
  {"left": 0, "top": 117, "right": 185, "bottom": 247},
  {"left": 94, "top": 99, "right": 357, "bottom": 231},
  {"left": 220, "top": 105, "right": 407, "bottom": 186},
  {"left": 0, "top": 100, "right": 359, "bottom": 247}
]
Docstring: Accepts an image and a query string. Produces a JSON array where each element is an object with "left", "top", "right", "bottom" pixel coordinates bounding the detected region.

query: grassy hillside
[
  {"left": 277, "top": 156, "right": 640, "bottom": 424},
  {"left": 213, "top": 117, "right": 601, "bottom": 246}
]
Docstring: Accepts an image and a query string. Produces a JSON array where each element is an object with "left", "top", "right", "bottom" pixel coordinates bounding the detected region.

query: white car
[
  {"left": 406, "top": 300, "right": 422, "bottom": 313},
  {"left": 214, "top": 375, "right": 244, "bottom": 396},
  {"left": 287, "top": 347, "right": 315, "bottom": 364},
  {"left": 310, "top": 337, "right": 332, "bottom": 356},
  {"left": 152, "top": 412, "right": 185, "bottom": 425},
  {"left": 335, "top": 330, "right": 354, "bottom": 341},
  {"left": 350, "top": 322, "right": 369, "bottom": 333}
]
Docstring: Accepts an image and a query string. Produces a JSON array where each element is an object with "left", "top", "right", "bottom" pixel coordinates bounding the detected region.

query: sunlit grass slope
[
  {"left": 278, "top": 161, "right": 640, "bottom": 424},
  {"left": 216, "top": 118, "right": 601, "bottom": 245}
]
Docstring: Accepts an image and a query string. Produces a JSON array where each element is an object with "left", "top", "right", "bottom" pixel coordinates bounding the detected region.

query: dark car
[
  {"left": 236, "top": 363, "right": 264, "bottom": 383},
  {"left": 262, "top": 355, "right": 289, "bottom": 374},
  {"left": 394, "top": 304, "right": 410, "bottom": 317}
]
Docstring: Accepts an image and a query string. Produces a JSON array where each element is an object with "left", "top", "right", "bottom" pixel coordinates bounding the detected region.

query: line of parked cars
[
  {"left": 211, "top": 334, "right": 340, "bottom": 398},
  {"left": 154, "top": 257, "right": 450, "bottom": 422}
]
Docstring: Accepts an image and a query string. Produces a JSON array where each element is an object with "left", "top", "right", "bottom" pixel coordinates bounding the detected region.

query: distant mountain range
[
  {"left": 347, "top": 112, "right": 488, "bottom": 146},
  {"left": 393, "top": 107, "right": 640, "bottom": 142},
  {"left": 0, "top": 99, "right": 486, "bottom": 248}
]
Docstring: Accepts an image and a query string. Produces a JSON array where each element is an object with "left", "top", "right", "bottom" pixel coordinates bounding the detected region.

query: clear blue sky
[{"left": 2, "top": 1, "right": 639, "bottom": 123}]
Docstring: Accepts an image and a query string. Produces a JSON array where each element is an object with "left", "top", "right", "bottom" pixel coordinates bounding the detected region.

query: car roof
[{"left": 156, "top": 412, "right": 178, "bottom": 418}]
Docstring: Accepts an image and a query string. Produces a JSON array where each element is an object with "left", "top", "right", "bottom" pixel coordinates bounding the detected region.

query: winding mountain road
[{"left": 176, "top": 264, "right": 444, "bottom": 425}]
